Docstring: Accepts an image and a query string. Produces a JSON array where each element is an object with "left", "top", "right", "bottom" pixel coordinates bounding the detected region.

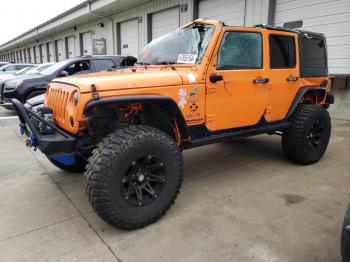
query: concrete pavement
[{"left": 0, "top": 106, "right": 349, "bottom": 262}]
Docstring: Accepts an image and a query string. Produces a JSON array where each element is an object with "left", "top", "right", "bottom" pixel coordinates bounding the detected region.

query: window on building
[
  {"left": 93, "top": 59, "right": 115, "bottom": 71},
  {"left": 217, "top": 32, "right": 262, "bottom": 70},
  {"left": 269, "top": 35, "right": 296, "bottom": 68}
]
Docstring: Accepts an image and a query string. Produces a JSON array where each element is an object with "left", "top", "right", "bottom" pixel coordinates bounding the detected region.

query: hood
[{"left": 52, "top": 68, "right": 200, "bottom": 93}]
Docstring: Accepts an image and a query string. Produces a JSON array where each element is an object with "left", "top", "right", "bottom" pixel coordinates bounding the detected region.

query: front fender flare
[{"left": 83, "top": 95, "right": 189, "bottom": 138}]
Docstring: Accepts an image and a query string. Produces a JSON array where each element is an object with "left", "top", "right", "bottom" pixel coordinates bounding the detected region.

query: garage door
[
  {"left": 47, "top": 42, "right": 54, "bottom": 62},
  {"left": 35, "top": 46, "right": 41, "bottom": 63},
  {"left": 82, "top": 32, "right": 92, "bottom": 55},
  {"left": 67, "top": 36, "right": 76, "bottom": 58},
  {"left": 198, "top": 0, "right": 245, "bottom": 26},
  {"left": 152, "top": 7, "right": 180, "bottom": 40},
  {"left": 274, "top": 0, "right": 350, "bottom": 74},
  {"left": 56, "top": 39, "right": 64, "bottom": 61},
  {"left": 41, "top": 44, "right": 48, "bottom": 63},
  {"left": 120, "top": 19, "right": 139, "bottom": 57}
]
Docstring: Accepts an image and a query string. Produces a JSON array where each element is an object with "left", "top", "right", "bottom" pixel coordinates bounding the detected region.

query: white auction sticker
[{"left": 177, "top": 54, "right": 197, "bottom": 64}]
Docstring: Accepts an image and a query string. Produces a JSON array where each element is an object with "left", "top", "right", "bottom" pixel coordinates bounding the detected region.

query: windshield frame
[{"left": 138, "top": 23, "right": 216, "bottom": 66}]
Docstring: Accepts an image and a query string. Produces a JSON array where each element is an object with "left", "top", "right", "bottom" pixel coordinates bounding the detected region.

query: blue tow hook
[
  {"left": 26, "top": 133, "right": 38, "bottom": 151},
  {"left": 50, "top": 153, "right": 76, "bottom": 166}
]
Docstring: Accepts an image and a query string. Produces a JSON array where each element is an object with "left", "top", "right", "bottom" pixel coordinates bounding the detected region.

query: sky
[{"left": 0, "top": 0, "right": 85, "bottom": 45}]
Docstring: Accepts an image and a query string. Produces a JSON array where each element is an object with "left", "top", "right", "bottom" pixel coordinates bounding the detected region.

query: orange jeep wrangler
[{"left": 12, "top": 19, "right": 334, "bottom": 229}]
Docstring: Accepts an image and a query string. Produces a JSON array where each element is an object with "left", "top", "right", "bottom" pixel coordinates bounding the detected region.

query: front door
[{"left": 205, "top": 28, "right": 269, "bottom": 131}]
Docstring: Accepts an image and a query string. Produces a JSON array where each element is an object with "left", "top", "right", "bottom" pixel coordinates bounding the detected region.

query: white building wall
[{"left": 0, "top": 0, "right": 260, "bottom": 60}]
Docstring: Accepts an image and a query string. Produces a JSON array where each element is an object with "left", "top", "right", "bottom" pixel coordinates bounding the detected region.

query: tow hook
[{"left": 26, "top": 133, "right": 38, "bottom": 151}]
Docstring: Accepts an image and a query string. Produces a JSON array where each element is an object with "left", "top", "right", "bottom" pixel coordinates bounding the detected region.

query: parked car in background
[
  {"left": 342, "top": 204, "right": 350, "bottom": 262},
  {"left": 0, "top": 62, "right": 9, "bottom": 67},
  {"left": 0, "top": 63, "right": 54, "bottom": 109},
  {"left": 1, "top": 55, "right": 136, "bottom": 110},
  {"left": 0, "top": 66, "right": 35, "bottom": 81},
  {"left": 0, "top": 63, "right": 34, "bottom": 75}
]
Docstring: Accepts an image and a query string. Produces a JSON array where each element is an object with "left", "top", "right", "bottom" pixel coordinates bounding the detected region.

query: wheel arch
[
  {"left": 285, "top": 86, "right": 327, "bottom": 119},
  {"left": 83, "top": 95, "right": 189, "bottom": 143}
]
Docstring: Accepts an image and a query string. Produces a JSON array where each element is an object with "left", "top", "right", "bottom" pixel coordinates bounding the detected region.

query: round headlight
[{"left": 73, "top": 91, "right": 80, "bottom": 106}]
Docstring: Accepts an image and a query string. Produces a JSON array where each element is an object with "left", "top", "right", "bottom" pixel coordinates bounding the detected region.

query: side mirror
[
  {"left": 209, "top": 73, "right": 223, "bottom": 83},
  {"left": 58, "top": 70, "right": 69, "bottom": 77}
]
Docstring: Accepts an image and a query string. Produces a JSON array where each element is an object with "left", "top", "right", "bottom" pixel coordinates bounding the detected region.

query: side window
[
  {"left": 93, "top": 60, "right": 115, "bottom": 72},
  {"left": 269, "top": 35, "right": 296, "bottom": 68},
  {"left": 217, "top": 32, "right": 262, "bottom": 70},
  {"left": 65, "top": 61, "right": 90, "bottom": 75}
]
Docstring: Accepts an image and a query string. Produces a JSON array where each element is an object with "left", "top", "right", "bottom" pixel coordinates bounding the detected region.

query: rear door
[
  {"left": 205, "top": 28, "right": 269, "bottom": 131},
  {"left": 265, "top": 32, "right": 299, "bottom": 122}
]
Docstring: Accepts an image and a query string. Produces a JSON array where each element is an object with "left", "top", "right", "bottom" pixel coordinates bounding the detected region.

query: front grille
[{"left": 45, "top": 85, "right": 71, "bottom": 126}]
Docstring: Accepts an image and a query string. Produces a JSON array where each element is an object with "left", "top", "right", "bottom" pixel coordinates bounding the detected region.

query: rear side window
[
  {"left": 269, "top": 35, "right": 296, "bottom": 68},
  {"left": 93, "top": 59, "right": 115, "bottom": 72},
  {"left": 217, "top": 32, "right": 262, "bottom": 70}
]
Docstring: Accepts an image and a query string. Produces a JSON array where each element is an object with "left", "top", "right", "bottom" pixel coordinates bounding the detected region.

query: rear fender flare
[{"left": 285, "top": 86, "right": 327, "bottom": 119}]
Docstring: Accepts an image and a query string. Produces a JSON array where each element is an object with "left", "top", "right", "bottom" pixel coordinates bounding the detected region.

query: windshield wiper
[
  {"left": 135, "top": 62, "right": 150, "bottom": 69},
  {"left": 156, "top": 61, "right": 177, "bottom": 70}
]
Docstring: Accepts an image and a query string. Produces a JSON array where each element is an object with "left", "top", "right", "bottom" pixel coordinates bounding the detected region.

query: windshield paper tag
[{"left": 177, "top": 54, "right": 197, "bottom": 64}]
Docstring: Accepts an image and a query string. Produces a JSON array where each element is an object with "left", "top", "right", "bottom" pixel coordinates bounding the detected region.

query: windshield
[
  {"left": 25, "top": 63, "right": 54, "bottom": 75},
  {"left": 138, "top": 24, "right": 215, "bottom": 65},
  {"left": 39, "top": 60, "right": 69, "bottom": 75}
]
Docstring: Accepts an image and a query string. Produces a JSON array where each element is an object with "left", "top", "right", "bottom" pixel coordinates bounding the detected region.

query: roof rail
[{"left": 253, "top": 24, "right": 297, "bottom": 33}]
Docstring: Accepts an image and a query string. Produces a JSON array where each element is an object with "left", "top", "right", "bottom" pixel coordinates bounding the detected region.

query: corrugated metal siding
[
  {"left": 274, "top": 0, "right": 350, "bottom": 74},
  {"left": 152, "top": 7, "right": 180, "bottom": 39},
  {"left": 198, "top": 0, "right": 245, "bottom": 26}
]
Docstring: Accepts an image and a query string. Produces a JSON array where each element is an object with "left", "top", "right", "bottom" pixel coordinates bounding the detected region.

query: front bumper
[
  {"left": 0, "top": 84, "right": 14, "bottom": 110},
  {"left": 11, "top": 98, "right": 76, "bottom": 156}
]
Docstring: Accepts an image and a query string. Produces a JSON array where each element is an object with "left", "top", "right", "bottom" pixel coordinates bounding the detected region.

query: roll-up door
[
  {"left": 56, "top": 39, "right": 64, "bottom": 61},
  {"left": 35, "top": 46, "right": 41, "bottom": 63},
  {"left": 41, "top": 44, "right": 48, "bottom": 63},
  {"left": 67, "top": 36, "right": 76, "bottom": 58},
  {"left": 120, "top": 19, "right": 139, "bottom": 57},
  {"left": 274, "top": 0, "right": 350, "bottom": 74},
  {"left": 47, "top": 42, "right": 54, "bottom": 62},
  {"left": 152, "top": 7, "right": 180, "bottom": 40},
  {"left": 198, "top": 0, "right": 245, "bottom": 26},
  {"left": 82, "top": 32, "right": 92, "bottom": 55}
]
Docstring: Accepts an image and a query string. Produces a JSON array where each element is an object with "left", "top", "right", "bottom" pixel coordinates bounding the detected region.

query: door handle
[
  {"left": 253, "top": 78, "right": 269, "bottom": 84},
  {"left": 209, "top": 73, "right": 223, "bottom": 83},
  {"left": 287, "top": 76, "right": 298, "bottom": 81}
]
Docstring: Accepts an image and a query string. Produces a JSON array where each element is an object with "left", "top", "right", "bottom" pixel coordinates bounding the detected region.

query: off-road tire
[
  {"left": 85, "top": 125, "right": 184, "bottom": 230},
  {"left": 49, "top": 155, "right": 87, "bottom": 173},
  {"left": 282, "top": 104, "right": 331, "bottom": 165},
  {"left": 341, "top": 204, "right": 350, "bottom": 262}
]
